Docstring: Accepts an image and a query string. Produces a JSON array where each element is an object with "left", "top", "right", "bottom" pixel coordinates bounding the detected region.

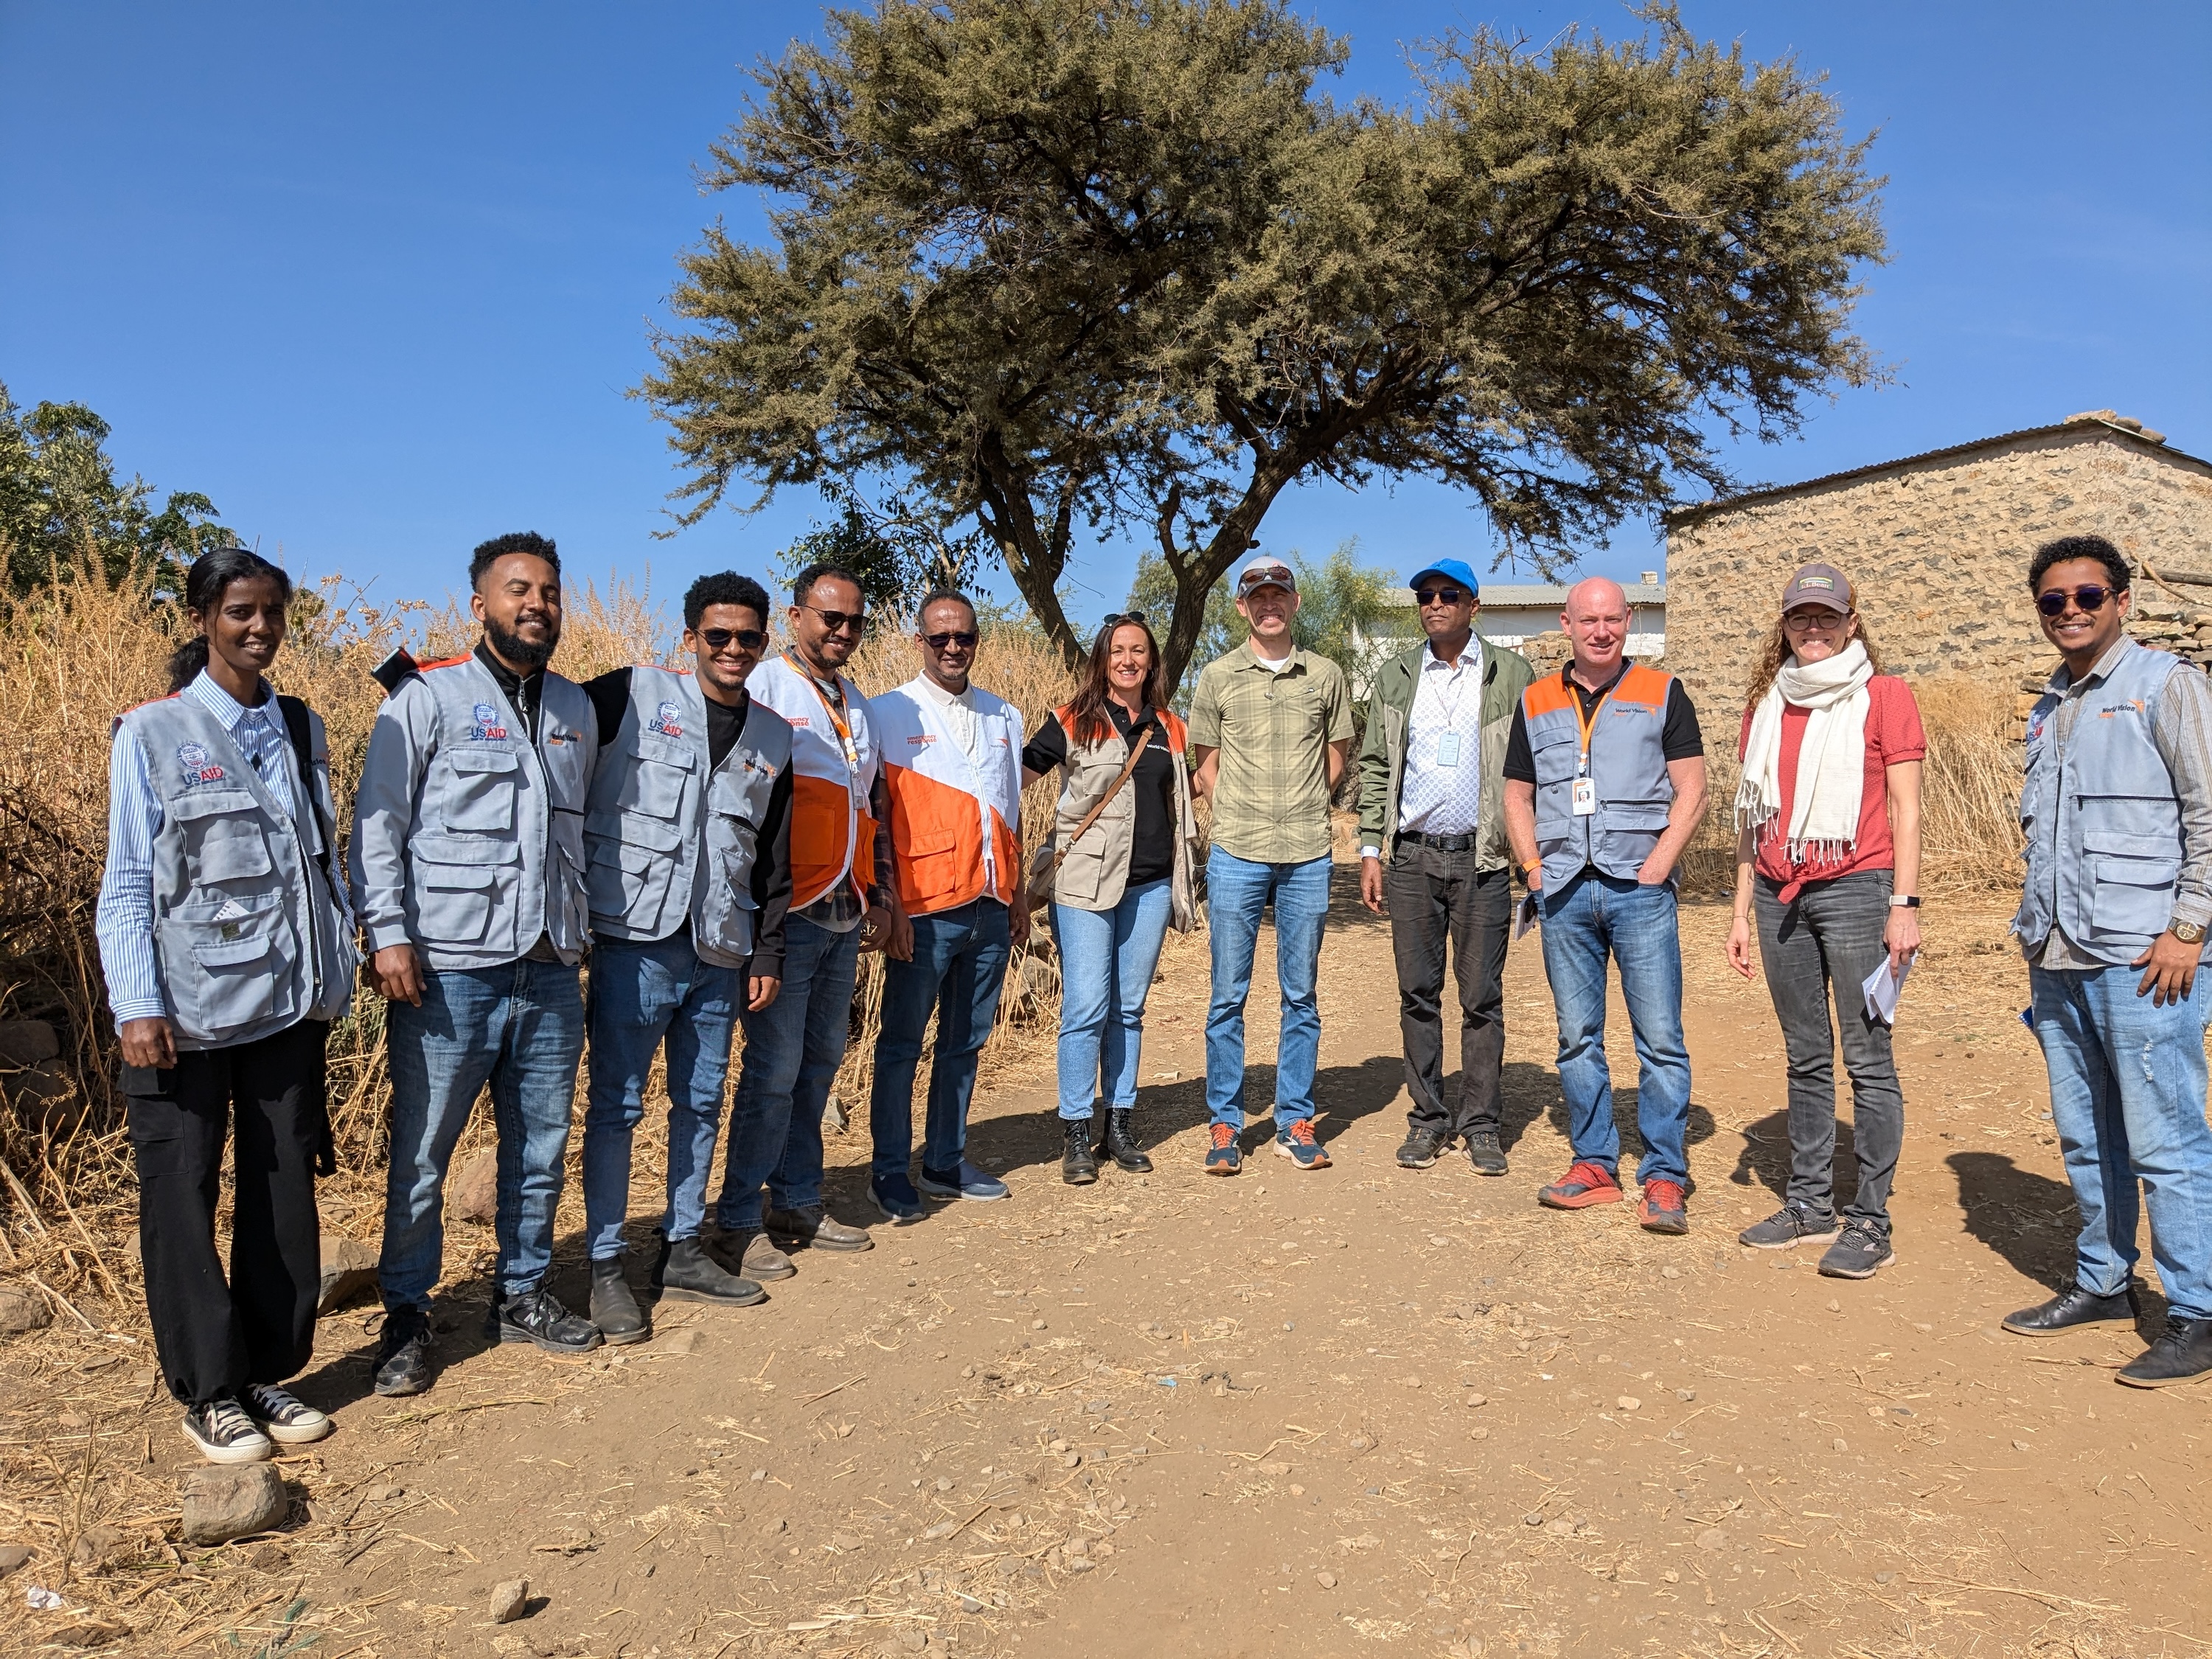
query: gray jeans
[
  {"left": 1753, "top": 869, "right": 1904, "bottom": 1228},
  {"left": 1386, "top": 840, "right": 1512, "bottom": 1138}
]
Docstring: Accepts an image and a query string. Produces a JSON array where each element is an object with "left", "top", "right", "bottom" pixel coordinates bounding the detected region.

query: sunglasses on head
[
  {"left": 1101, "top": 612, "right": 1148, "bottom": 630},
  {"left": 1241, "top": 567, "right": 1294, "bottom": 590},
  {"left": 922, "top": 629, "right": 979, "bottom": 650},
  {"left": 800, "top": 604, "right": 868, "bottom": 635},
  {"left": 698, "top": 626, "right": 768, "bottom": 653},
  {"left": 2037, "top": 584, "right": 2117, "bottom": 618},
  {"left": 1414, "top": 585, "right": 1467, "bottom": 607}
]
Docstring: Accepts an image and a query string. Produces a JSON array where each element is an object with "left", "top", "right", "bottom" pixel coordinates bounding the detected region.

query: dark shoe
[
  {"left": 919, "top": 1161, "right": 1011, "bottom": 1201},
  {"left": 372, "top": 1305, "right": 434, "bottom": 1397},
  {"left": 240, "top": 1382, "right": 333, "bottom": 1445},
  {"left": 765, "top": 1203, "right": 874, "bottom": 1251},
  {"left": 1062, "top": 1120, "right": 1099, "bottom": 1186},
  {"left": 1539, "top": 1160, "right": 1621, "bottom": 1209},
  {"left": 1818, "top": 1220, "right": 1894, "bottom": 1280},
  {"left": 1203, "top": 1123, "right": 1242, "bottom": 1175},
  {"left": 1636, "top": 1178, "right": 1689, "bottom": 1235},
  {"left": 589, "top": 1256, "right": 651, "bottom": 1346},
  {"left": 487, "top": 1283, "right": 602, "bottom": 1357},
  {"left": 1397, "top": 1127, "right": 1446, "bottom": 1170},
  {"left": 872, "top": 1173, "right": 927, "bottom": 1222},
  {"left": 2002, "top": 1279, "right": 2141, "bottom": 1337},
  {"left": 1102, "top": 1109, "right": 1152, "bottom": 1173},
  {"left": 712, "top": 1225, "right": 797, "bottom": 1280},
  {"left": 653, "top": 1234, "right": 766, "bottom": 1307},
  {"left": 1465, "top": 1130, "right": 1509, "bottom": 1177},
  {"left": 181, "top": 1397, "right": 274, "bottom": 1464},
  {"left": 2116, "top": 1316, "right": 2212, "bottom": 1388},
  {"left": 1739, "top": 1203, "right": 1842, "bottom": 1251}
]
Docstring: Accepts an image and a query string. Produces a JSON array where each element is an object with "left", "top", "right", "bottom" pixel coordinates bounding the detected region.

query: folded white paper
[{"left": 1862, "top": 956, "right": 1911, "bottom": 1024}]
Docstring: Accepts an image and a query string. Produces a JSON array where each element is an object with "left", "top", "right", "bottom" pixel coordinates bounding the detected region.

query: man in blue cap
[{"left": 1356, "top": 558, "right": 1536, "bottom": 1175}]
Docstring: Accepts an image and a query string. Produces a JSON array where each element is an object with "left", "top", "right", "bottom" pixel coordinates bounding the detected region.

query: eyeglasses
[
  {"left": 1413, "top": 585, "right": 1467, "bottom": 607},
  {"left": 800, "top": 604, "right": 868, "bottom": 635},
  {"left": 1781, "top": 608, "right": 1843, "bottom": 629},
  {"left": 2036, "top": 584, "right": 2116, "bottom": 618},
  {"left": 921, "top": 630, "right": 979, "bottom": 650},
  {"left": 698, "top": 627, "right": 769, "bottom": 653}
]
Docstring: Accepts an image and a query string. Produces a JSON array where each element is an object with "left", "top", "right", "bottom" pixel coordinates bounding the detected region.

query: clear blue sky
[{"left": 3, "top": 1, "right": 2206, "bottom": 628}]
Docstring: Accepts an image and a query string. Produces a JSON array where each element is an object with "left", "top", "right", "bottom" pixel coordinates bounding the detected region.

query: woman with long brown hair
[
  {"left": 1021, "top": 614, "right": 1200, "bottom": 1184},
  {"left": 1725, "top": 563, "right": 1924, "bottom": 1280}
]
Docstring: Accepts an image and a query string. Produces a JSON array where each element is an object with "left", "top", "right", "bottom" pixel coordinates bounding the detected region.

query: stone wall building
[{"left": 1662, "top": 411, "right": 2212, "bottom": 718}]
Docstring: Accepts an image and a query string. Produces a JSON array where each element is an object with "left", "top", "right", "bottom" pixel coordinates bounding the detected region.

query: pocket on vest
[
  {"left": 413, "top": 861, "right": 499, "bottom": 943},
  {"left": 439, "top": 747, "right": 520, "bottom": 832},
  {"left": 586, "top": 838, "right": 675, "bottom": 926},
  {"left": 164, "top": 908, "right": 294, "bottom": 1038},
  {"left": 901, "top": 827, "right": 966, "bottom": 908},
  {"left": 2085, "top": 830, "right": 2181, "bottom": 939}
]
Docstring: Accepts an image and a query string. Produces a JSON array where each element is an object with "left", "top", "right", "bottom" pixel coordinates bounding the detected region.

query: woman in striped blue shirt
[{"left": 95, "top": 547, "right": 358, "bottom": 1464}]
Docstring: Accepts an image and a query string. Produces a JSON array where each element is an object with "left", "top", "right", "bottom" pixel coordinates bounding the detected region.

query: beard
[{"left": 485, "top": 614, "right": 557, "bottom": 672}]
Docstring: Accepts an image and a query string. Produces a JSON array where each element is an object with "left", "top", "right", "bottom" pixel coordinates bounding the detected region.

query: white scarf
[{"left": 1735, "top": 640, "right": 1874, "bottom": 862}]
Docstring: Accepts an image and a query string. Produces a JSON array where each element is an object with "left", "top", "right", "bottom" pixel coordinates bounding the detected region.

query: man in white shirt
[{"left": 1357, "top": 559, "right": 1536, "bottom": 1175}]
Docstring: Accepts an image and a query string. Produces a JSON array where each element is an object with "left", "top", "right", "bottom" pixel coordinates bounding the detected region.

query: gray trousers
[
  {"left": 1753, "top": 869, "right": 1905, "bottom": 1228},
  {"left": 1386, "top": 841, "right": 1512, "bottom": 1139}
]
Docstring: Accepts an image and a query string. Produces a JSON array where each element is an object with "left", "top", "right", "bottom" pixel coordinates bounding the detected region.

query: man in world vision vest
[
  {"left": 351, "top": 533, "right": 602, "bottom": 1394},
  {"left": 1502, "top": 577, "right": 1710, "bottom": 1234},
  {"left": 2003, "top": 535, "right": 2212, "bottom": 1389},
  {"left": 577, "top": 572, "right": 795, "bottom": 1341}
]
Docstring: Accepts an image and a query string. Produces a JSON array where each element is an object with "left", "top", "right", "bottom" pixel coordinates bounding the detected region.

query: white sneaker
[
  {"left": 240, "top": 1382, "right": 333, "bottom": 1445},
  {"left": 182, "top": 1397, "right": 274, "bottom": 1464}
]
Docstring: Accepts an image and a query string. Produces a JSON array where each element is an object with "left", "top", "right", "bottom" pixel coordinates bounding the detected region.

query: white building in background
[{"left": 1354, "top": 573, "right": 1667, "bottom": 690}]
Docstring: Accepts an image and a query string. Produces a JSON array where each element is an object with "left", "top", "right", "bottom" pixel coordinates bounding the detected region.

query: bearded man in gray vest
[
  {"left": 352, "top": 532, "right": 602, "bottom": 1395},
  {"left": 577, "top": 572, "right": 794, "bottom": 1340},
  {"left": 2003, "top": 535, "right": 2212, "bottom": 1389}
]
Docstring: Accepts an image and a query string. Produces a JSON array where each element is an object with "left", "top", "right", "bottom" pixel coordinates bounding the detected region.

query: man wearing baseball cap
[
  {"left": 1357, "top": 560, "right": 1535, "bottom": 1177},
  {"left": 1188, "top": 556, "right": 1354, "bottom": 1174}
]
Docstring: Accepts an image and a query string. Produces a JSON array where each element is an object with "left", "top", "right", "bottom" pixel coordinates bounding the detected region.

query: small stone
[
  {"left": 1523, "top": 1513, "right": 1544, "bottom": 1527},
  {"left": 762, "top": 1518, "right": 787, "bottom": 1537},
  {"left": 1032, "top": 1318, "right": 1048, "bottom": 1331},
  {"left": 1464, "top": 1391, "right": 1487, "bottom": 1408},
  {"left": 1615, "top": 1397, "right": 1641, "bottom": 1412},
  {"left": 0, "top": 1542, "right": 31, "bottom": 1576},
  {"left": 450, "top": 1150, "right": 498, "bottom": 1224},
  {"left": 70, "top": 1525, "right": 132, "bottom": 1569},
  {"left": 2012, "top": 1439, "right": 2031, "bottom": 1452},
  {"left": 1697, "top": 1528, "right": 1728, "bottom": 1552},
  {"left": 1676, "top": 1388, "right": 1696, "bottom": 1402},
  {"left": 824, "top": 1092, "right": 848, "bottom": 1133},
  {"left": 0, "top": 1018, "right": 60, "bottom": 1068},
  {"left": 1660, "top": 1266, "right": 1681, "bottom": 1279},
  {"left": 922, "top": 1520, "right": 959, "bottom": 1540},
  {"left": 181, "top": 1465, "right": 290, "bottom": 1545},
  {"left": 661, "top": 1327, "right": 700, "bottom": 1355},
  {"left": 1544, "top": 1518, "right": 1576, "bottom": 1539},
  {"left": 1348, "top": 1436, "right": 1372, "bottom": 1453},
  {"left": 0, "top": 1284, "right": 52, "bottom": 1336},
  {"left": 1468, "top": 1426, "right": 1491, "bottom": 1441},
  {"left": 489, "top": 1577, "right": 531, "bottom": 1624},
  {"left": 830, "top": 1532, "right": 865, "bottom": 1552},
  {"left": 1404, "top": 1375, "right": 1422, "bottom": 1389},
  {"left": 1832, "top": 1438, "right": 1848, "bottom": 1453},
  {"left": 1875, "top": 1570, "right": 1896, "bottom": 1585},
  {"left": 247, "top": 1543, "right": 288, "bottom": 1572},
  {"left": 316, "top": 1234, "right": 378, "bottom": 1315},
  {"left": 1315, "top": 1570, "right": 1338, "bottom": 1589},
  {"left": 1826, "top": 1298, "right": 1842, "bottom": 1312}
]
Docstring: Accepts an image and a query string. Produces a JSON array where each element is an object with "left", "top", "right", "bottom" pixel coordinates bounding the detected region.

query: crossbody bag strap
[{"left": 274, "top": 695, "right": 338, "bottom": 893}]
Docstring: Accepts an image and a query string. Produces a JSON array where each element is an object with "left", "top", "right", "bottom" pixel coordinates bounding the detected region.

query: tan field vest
[{"left": 1047, "top": 705, "right": 1198, "bottom": 931}]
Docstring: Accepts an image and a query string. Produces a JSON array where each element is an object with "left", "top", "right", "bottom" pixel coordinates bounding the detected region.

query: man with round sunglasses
[
  {"left": 866, "top": 589, "right": 1029, "bottom": 1220},
  {"left": 2006, "top": 534, "right": 2212, "bottom": 1388},
  {"left": 1357, "top": 559, "right": 1535, "bottom": 1178},
  {"left": 577, "top": 572, "right": 795, "bottom": 1340}
]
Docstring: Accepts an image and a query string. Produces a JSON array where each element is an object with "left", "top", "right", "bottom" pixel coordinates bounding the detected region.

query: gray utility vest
[
  {"left": 2012, "top": 639, "right": 2208, "bottom": 968},
  {"left": 404, "top": 656, "right": 593, "bottom": 967},
  {"left": 583, "top": 667, "right": 792, "bottom": 967},
  {"left": 1524, "top": 664, "right": 1679, "bottom": 889},
  {"left": 119, "top": 691, "right": 356, "bottom": 1050}
]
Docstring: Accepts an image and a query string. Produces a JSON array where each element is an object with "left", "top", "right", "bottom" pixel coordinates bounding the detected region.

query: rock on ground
[
  {"left": 0, "top": 1019, "right": 59, "bottom": 1068},
  {"left": 451, "top": 1150, "right": 498, "bottom": 1224},
  {"left": 489, "top": 1576, "right": 532, "bottom": 1623},
  {"left": 0, "top": 1282, "right": 52, "bottom": 1335},
  {"left": 316, "top": 1234, "right": 378, "bottom": 1314},
  {"left": 181, "top": 1464, "right": 291, "bottom": 1545}
]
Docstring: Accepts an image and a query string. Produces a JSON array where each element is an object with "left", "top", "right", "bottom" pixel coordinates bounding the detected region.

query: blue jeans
[
  {"left": 714, "top": 914, "right": 861, "bottom": 1230},
  {"left": 1538, "top": 871, "right": 1690, "bottom": 1186},
  {"left": 869, "top": 900, "right": 1013, "bottom": 1178},
  {"left": 379, "top": 958, "right": 585, "bottom": 1307},
  {"left": 1054, "top": 879, "right": 1175, "bottom": 1120},
  {"left": 2030, "top": 963, "right": 2212, "bottom": 1321},
  {"left": 580, "top": 934, "right": 741, "bottom": 1258},
  {"left": 1204, "top": 849, "right": 1332, "bottom": 1130}
]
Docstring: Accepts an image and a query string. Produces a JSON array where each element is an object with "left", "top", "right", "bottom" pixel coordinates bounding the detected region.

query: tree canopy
[
  {"left": 0, "top": 381, "right": 233, "bottom": 598},
  {"left": 641, "top": 0, "right": 1884, "bottom": 689}
]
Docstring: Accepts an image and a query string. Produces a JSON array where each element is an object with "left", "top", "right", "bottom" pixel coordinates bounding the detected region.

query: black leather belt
[{"left": 1397, "top": 830, "right": 1477, "bottom": 852}]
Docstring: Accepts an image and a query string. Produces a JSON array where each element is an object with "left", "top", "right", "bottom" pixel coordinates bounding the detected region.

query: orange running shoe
[
  {"left": 1538, "top": 1160, "right": 1622, "bottom": 1209},
  {"left": 1638, "top": 1178, "right": 1689, "bottom": 1234}
]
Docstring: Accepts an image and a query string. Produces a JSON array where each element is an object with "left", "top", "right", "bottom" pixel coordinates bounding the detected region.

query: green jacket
[{"left": 1356, "top": 638, "right": 1537, "bottom": 871}]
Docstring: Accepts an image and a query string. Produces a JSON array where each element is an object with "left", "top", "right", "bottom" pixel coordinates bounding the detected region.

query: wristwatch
[
  {"left": 2172, "top": 919, "right": 2206, "bottom": 945},
  {"left": 1888, "top": 895, "right": 1920, "bottom": 909}
]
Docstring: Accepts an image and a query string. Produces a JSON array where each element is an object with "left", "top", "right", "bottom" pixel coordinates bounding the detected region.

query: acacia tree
[{"left": 641, "top": 0, "right": 1883, "bottom": 686}]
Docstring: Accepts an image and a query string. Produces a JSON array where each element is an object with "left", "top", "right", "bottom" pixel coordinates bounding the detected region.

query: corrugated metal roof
[
  {"left": 1383, "top": 582, "right": 1665, "bottom": 608},
  {"left": 1663, "top": 418, "right": 2208, "bottom": 526}
]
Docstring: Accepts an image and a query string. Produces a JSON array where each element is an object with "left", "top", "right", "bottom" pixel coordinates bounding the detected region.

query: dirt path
[{"left": 5, "top": 867, "right": 2210, "bottom": 1658}]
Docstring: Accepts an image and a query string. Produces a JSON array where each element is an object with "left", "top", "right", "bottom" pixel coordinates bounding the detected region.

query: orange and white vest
[
  {"left": 748, "top": 653, "right": 880, "bottom": 909},
  {"left": 873, "top": 677, "right": 1025, "bottom": 917}
]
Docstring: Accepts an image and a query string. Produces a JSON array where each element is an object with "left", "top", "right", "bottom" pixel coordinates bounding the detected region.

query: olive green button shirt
[{"left": 1189, "top": 642, "right": 1353, "bottom": 864}]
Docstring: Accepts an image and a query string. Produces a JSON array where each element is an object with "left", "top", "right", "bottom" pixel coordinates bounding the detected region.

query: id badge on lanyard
[{"left": 1571, "top": 773, "right": 1597, "bottom": 816}]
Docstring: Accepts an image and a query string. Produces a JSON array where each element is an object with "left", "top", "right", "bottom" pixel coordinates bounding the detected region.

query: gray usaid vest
[
  {"left": 1524, "top": 664, "right": 1679, "bottom": 889},
  {"left": 582, "top": 667, "right": 792, "bottom": 967},
  {"left": 119, "top": 689, "right": 356, "bottom": 1050},
  {"left": 405, "top": 655, "right": 593, "bottom": 967},
  {"left": 2012, "top": 639, "right": 2205, "bottom": 967}
]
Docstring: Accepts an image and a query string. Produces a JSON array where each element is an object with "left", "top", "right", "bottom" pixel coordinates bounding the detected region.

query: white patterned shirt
[{"left": 1396, "top": 637, "right": 1488, "bottom": 838}]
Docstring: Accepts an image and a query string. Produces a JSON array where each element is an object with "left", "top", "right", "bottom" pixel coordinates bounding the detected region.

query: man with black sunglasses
[
  {"left": 1357, "top": 559, "right": 1534, "bottom": 1177},
  {"left": 2006, "top": 534, "right": 2212, "bottom": 1389},
  {"left": 577, "top": 572, "right": 795, "bottom": 1338}
]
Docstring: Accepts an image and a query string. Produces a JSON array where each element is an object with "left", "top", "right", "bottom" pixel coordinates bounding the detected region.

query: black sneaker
[
  {"left": 1062, "top": 1119, "right": 1099, "bottom": 1186},
  {"left": 1465, "top": 1130, "right": 1509, "bottom": 1177},
  {"left": 1397, "top": 1128, "right": 1446, "bottom": 1169},
  {"left": 2116, "top": 1316, "right": 2212, "bottom": 1388},
  {"left": 1737, "top": 1203, "right": 1842, "bottom": 1251},
  {"left": 487, "top": 1283, "right": 602, "bottom": 1357},
  {"left": 1817, "top": 1220, "right": 1894, "bottom": 1280},
  {"left": 240, "top": 1382, "right": 333, "bottom": 1445},
  {"left": 589, "top": 1256, "right": 651, "bottom": 1346},
  {"left": 372, "top": 1305, "right": 434, "bottom": 1397},
  {"left": 181, "top": 1397, "right": 274, "bottom": 1464},
  {"left": 2002, "top": 1279, "right": 2141, "bottom": 1337}
]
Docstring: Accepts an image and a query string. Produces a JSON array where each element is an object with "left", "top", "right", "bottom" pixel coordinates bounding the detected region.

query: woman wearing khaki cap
[{"left": 1724, "top": 563, "right": 1926, "bottom": 1279}]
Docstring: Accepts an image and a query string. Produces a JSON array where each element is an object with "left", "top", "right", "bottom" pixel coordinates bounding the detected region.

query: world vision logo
[{"left": 2097, "top": 698, "right": 2149, "bottom": 719}]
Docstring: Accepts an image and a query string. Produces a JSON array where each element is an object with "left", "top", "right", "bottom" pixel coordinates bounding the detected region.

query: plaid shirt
[{"left": 1189, "top": 642, "right": 1353, "bottom": 864}]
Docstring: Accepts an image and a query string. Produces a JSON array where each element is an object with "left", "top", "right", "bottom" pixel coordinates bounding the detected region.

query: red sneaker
[
  {"left": 1538, "top": 1160, "right": 1621, "bottom": 1209},
  {"left": 1638, "top": 1179, "right": 1689, "bottom": 1234}
]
